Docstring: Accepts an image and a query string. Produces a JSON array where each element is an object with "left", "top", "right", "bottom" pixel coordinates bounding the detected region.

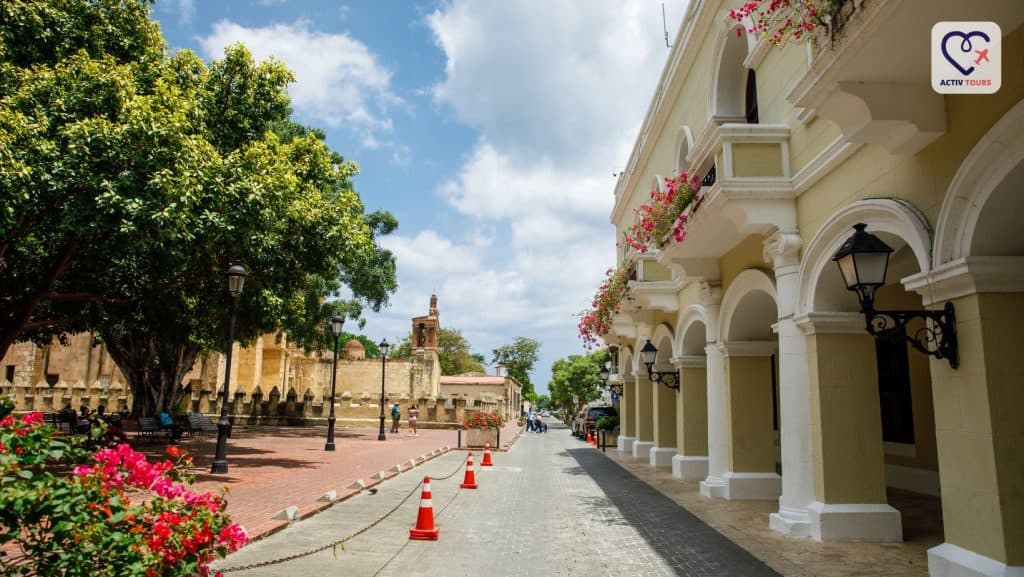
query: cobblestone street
[{"left": 212, "top": 422, "right": 779, "bottom": 577}]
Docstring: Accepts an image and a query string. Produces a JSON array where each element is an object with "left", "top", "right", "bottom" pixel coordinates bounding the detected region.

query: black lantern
[
  {"left": 833, "top": 223, "right": 959, "bottom": 368},
  {"left": 640, "top": 339, "right": 679, "bottom": 390},
  {"left": 324, "top": 315, "right": 344, "bottom": 451},
  {"left": 212, "top": 264, "right": 246, "bottom": 474},
  {"left": 600, "top": 360, "right": 623, "bottom": 396},
  {"left": 377, "top": 339, "right": 389, "bottom": 441}
]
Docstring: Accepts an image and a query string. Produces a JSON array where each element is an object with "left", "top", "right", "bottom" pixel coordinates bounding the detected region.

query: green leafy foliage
[
  {"left": 0, "top": 407, "right": 248, "bottom": 576},
  {"left": 390, "top": 328, "right": 487, "bottom": 376},
  {"left": 0, "top": 1, "right": 398, "bottom": 415},
  {"left": 548, "top": 348, "right": 610, "bottom": 419},
  {"left": 491, "top": 337, "right": 541, "bottom": 399}
]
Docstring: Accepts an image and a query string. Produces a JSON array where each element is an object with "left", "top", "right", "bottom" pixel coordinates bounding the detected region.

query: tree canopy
[
  {"left": 392, "top": 327, "right": 486, "bottom": 376},
  {"left": 548, "top": 348, "right": 610, "bottom": 418},
  {"left": 491, "top": 337, "right": 541, "bottom": 399},
  {"left": 0, "top": 0, "right": 399, "bottom": 415}
]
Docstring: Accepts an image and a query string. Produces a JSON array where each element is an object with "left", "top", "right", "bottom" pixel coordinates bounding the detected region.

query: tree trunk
[{"left": 102, "top": 330, "right": 201, "bottom": 419}]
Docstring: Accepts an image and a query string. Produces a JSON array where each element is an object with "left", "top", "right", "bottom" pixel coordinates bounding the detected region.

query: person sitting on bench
[{"left": 158, "top": 408, "right": 184, "bottom": 444}]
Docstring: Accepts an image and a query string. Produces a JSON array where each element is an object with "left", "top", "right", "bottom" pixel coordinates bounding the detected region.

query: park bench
[
  {"left": 137, "top": 417, "right": 171, "bottom": 444},
  {"left": 186, "top": 413, "right": 219, "bottom": 440}
]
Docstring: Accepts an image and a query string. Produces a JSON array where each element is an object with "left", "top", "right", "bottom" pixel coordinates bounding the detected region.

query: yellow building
[{"left": 601, "top": 2, "right": 1023, "bottom": 576}]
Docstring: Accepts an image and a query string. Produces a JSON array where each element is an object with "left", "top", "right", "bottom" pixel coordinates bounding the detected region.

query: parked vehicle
[
  {"left": 583, "top": 406, "right": 617, "bottom": 437},
  {"left": 570, "top": 409, "right": 587, "bottom": 437}
]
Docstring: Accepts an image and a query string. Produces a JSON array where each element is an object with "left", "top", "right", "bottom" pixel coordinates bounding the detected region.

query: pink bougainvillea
[
  {"left": 728, "top": 0, "right": 835, "bottom": 46},
  {"left": 1, "top": 409, "right": 247, "bottom": 577},
  {"left": 577, "top": 265, "right": 635, "bottom": 349},
  {"left": 622, "top": 171, "right": 702, "bottom": 254}
]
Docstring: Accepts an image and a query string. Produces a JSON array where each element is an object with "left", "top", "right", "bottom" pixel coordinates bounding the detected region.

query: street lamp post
[
  {"left": 211, "top": 264, "right": 246, "bottom": 475},
  {"left": 325, "top": 315, "right": 344, "bottom": 451},
  {"left": 377, "top": 339, "right": 390, "bottom": 441},
  {"left": 833, "top": 223, "right": 959, "bottom": 367}
]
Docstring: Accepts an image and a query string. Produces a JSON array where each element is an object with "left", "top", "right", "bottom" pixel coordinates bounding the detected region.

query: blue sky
[{"left": 153, "top": 0, "right": 688, "bottom": 394}]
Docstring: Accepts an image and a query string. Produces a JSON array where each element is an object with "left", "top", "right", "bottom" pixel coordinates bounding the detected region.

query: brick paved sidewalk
[{"left": 136, "top": 425, "right": 467, "bottom": 539}]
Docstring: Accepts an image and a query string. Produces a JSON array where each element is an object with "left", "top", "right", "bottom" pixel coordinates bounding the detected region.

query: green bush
[{"left": 595, "top": 415, "right": 619, "bottom": 431}]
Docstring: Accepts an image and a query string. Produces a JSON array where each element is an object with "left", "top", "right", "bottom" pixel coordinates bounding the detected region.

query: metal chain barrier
[{"left": 218, "top": 456, "right": 467, "bottom": 574}]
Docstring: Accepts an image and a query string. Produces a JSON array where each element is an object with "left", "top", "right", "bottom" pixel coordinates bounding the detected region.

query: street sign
[
  {"left": 611, "top": 393, "right": 619, "bottom": 404},
  {"left": 572, "top": 395, "right": 579, "bottom": 404}
]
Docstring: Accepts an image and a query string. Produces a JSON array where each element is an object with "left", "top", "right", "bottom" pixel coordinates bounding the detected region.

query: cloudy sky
[{"left": 155, "top": 0, "right": 688, "bottom": 393}]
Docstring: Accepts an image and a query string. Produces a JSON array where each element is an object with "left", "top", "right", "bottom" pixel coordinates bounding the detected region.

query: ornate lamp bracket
[{"left": 864, "top": 301, "right": 958, "bottom": 369}]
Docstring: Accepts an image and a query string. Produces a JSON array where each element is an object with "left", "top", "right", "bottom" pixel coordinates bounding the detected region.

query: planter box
[{"left": 465, "top": 428, "right": 499, "bottom": 448}]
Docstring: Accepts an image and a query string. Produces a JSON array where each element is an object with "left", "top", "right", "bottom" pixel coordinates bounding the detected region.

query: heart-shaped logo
[{"left": 941, "top": 30, "right": 991, "bottom": 76}]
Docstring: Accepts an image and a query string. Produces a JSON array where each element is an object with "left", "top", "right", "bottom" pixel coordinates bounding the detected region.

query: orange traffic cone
[
  {"left": 409, "top": 476, "right": 440, "bottom": 540},
  {"left": 460, "top": 452, "right": 479, "bottom": 489},
  {"left": 481, "top": 443, "right": 494, "bottom": 467},
  {"left": 586, "top": 428, "right": 594, "bottom": 444}
]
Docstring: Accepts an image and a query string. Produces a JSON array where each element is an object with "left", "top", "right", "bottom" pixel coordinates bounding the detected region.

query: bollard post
[
  {"left": 497, "top": 427, "right": 501, "bottom": 449},
  {"left": 457, "top": 428, "right": 462, "bottom": 449}
]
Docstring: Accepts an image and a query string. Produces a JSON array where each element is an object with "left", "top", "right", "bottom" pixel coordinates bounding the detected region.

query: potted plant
[
  {"left": 595, "top": 415, "right": 620, "bottom": 448},
  {"left": 463, "top": 410, "right": 505, "bottom": 448}
]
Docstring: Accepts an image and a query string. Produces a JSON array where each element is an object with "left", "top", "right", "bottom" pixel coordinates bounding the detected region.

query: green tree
[
  {"left": 388, "top": 328, "right": 486, "bottom": 375},
  {"left": 491, "top": 337, "right": 541, "bottom": 399},
  {"left": 0, "top": 1, "right": 398, "bottom": 415},
  {"left": 548, "top": 348, "right": 609, "bottom": 418},
  {"left": 0, "top": 0, "right": 172, "bottom": 357}
]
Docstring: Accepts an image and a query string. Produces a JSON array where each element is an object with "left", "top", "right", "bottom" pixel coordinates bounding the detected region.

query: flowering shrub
[
  {"left": 577, "top": 265, "right": 634, "bottom": 349},
  {"left": 463, "top": 410, "right": 505, "bottom": 430},
  {"left": 729, "top": 0, "right": 838, "bottom": 46},
  {"left": 0, "top": 407, "right": 248, "bottom": 577},
  {"left": 622, "top": 171, "right": 702, "bottom": 254}
]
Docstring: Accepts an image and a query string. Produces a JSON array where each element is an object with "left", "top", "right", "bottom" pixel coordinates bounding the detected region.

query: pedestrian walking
[
  {"left": 408, "top": 404, "right": 419, "bottom": 437},
  {"left": 525, "top": 410, "right": 534, "bottom": 432},
  {"left": 390, "top": 402, "right": 401, "bottom": 433}
]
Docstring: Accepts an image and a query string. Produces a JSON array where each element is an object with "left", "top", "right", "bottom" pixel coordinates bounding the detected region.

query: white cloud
[
  {"left": 160, "top": 0, "right": 195, "bottom": 24},
  {"left": 198, "top": 20, "right": 402, "bottom": 144},
  {"left": 411, "top": 1, "right": 687, "bottom": 389},
  {"left": 428, "top": 0, "right": 686, "bottom": 167}
]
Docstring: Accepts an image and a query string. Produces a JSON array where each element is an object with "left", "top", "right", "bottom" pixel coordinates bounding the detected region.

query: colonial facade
[
  {"left": 1, "top": 296, "right": 521, "bottom": 427},
  {"left": 602, "top": 2, "right": 1023, "bottom": 576}
]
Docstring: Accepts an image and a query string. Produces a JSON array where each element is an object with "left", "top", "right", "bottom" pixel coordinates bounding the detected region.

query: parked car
[{"left": 583, "top": 406, "right": 617, "bottom": 437}]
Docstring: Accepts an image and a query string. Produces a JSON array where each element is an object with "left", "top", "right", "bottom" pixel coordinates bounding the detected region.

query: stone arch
[
  {"left": 619, "top": 346, "right": 635, "bottom": 381},
  {"left": 677, "top": 304, "right": 715, "bottom": 356},
  {"left": 719, "top": 269, "right": 778, "bottom": 343},
  {"left": 933, "top": 99, "right": 1024, "bottom": 266},
  {"left": 651, "top": 322, "right": 675, "bottom": 367},
  {"left": 796, "top": 198, "right": 932, "bottom": 316},
  {"left": 675, "top": 126, "right": 695, "bottom": 174},
  {"left": 708, "top": 12, "right": 757, "bottom": 120}
]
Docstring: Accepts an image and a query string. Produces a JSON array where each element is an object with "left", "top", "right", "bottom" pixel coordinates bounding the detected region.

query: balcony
[
  {"left": 658, "top": 122, "right": 795, "bottom": 276},
  {"left": 787, "top": 0, "right": 1023, "bottom": 155},
  {"left": 628, "top": 254, "right": 683, "bottom": 313}
]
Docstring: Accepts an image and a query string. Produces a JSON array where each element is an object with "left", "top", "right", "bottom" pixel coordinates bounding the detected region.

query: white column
[
  {"left": 700, "top": 343, "right": 729, "bottom": 498},
  {"left": 765, "top": 231, "right": 814, "bottom": 535}
]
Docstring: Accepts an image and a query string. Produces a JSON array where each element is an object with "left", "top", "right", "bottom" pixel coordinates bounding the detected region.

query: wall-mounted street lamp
[
  {"left": 377, "top": 339, "right": 390, "bottom": 441},
  {"left": 324, "top": 315, "right": 344, "bottom": 451},
  {"left": 833, "top": 223, "right": 959, "bottom": 368},
  {"left": 599, "top": 361, "right": 623, "bottom": 396},
  {"left": 640, "top": 339, "right": 679, "bottom": 390},
  {"left": 211, "top": 264, "right": 246, "bottom": 475}
]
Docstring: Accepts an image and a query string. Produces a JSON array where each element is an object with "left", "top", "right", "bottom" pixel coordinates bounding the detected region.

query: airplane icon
[{"left": 974, "top": 49, "right": 989, "bottom": 65}]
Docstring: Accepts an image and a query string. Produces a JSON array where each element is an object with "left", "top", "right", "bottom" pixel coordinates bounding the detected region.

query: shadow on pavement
[{"left": 567, "top": 447, "right": 781, "bottom": 577}]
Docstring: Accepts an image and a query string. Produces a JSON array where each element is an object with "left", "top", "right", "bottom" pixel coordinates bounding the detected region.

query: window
[
  {"left": 4, "top": 365, "right": 14, "bottom": 383},
  {"left": 876, "top": 330, "right": 915, "bottom": 444},
  {"left": 745, "top": 69, "right": 759, "bottom": 124}
]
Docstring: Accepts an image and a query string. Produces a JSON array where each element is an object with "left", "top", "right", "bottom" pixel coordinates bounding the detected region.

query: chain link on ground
[{"left": 218, "top": 457, "right": 467, "bottom": 574}]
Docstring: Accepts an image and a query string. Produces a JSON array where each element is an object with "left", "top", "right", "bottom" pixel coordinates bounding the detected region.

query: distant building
[{"left": 0, "top": 295, "right": 509, "bottom": 428}]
